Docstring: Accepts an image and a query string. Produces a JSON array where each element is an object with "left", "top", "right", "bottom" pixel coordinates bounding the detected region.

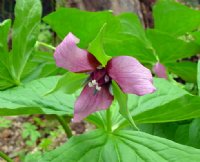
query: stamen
[
  {"left": 97, "top": 65, "right": 103, "bottom": 69},
  {"left": 104, "top": 75, "right": 110, "bottom": 82},
  {"left": 96, "top": 85, "right": 101, "bottom": 91},
  {"left": 88, "top": 80, "right": 98, "bottom": 88},
  {"left": 88, "top": 82, "right": 93, "bottom": 87},
  {"left": 91, "top": 80, "right": 97, "bottom": 85}
]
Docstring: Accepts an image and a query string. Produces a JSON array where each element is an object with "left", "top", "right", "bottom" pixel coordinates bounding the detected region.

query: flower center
[
  {"left": 88, "top": 79, "right": 101, "bottom": 91},
  {"left": 87, "top": 68, "right": 111, "bottom": 91}
]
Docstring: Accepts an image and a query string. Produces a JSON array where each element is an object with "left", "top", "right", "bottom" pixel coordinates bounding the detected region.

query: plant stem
[
  {"left": 0, "top": 151, "right": 13, "bottom": 162},
  {"left": 36, "top": 41, "right": 56, "bottom": 50},
  {"left": 106, "top": 108, "right": 112, "bottom": 132},
  {"left": 55, "top": 115, "right": 73, "bottom": 138}
]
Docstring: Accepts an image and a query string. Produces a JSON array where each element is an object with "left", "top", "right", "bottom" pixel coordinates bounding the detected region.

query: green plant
[
  {"left": 22, "top": 123, "right": 41, "bottom": 146},
  {"left": 0, "top": 117, "right": 12, "bottom": 128}
]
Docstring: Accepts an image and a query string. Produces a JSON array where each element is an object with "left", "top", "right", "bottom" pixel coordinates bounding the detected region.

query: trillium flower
[
  {"left": 153, "top": 62, "right": 168, "bottom": 79},
  {"left": 54, "top": 32, "right": 156, "bottom": 122}
]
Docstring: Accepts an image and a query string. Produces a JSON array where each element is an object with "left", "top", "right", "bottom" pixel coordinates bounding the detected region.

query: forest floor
[{"left": 0, "top": 115, "right": 94, "bottom": 162}]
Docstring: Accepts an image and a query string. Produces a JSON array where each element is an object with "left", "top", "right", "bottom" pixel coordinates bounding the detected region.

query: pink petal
[
  {"left": 73, "top": 85, "right": 113, "bottom": 122},
  {"left": 153, "top": 62, "right": 168, "bottom": 79},
  {"left": 107, "top": 56, "right": 156, "bottom": 96},
  {"left": 54, "top": 32, "right": 100, "bottom": 73}
]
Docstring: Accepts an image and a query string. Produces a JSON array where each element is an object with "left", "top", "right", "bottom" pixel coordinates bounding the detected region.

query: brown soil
[{"left": 0, "top": 115, "right": 94, "bottom": 162}]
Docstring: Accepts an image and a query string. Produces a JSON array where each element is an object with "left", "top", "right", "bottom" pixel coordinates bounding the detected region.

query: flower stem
[
  {"left": 55, "top": 115, "right": 73, "bottom": 138},
  {"left": 0, "top": 151, "right": 13, "bottom": 162},
  {"left": 106, "top": 108, "right": 112, "bottom": 132},
  {"left": 36, "top": 41, "right": 56, "bottom": 50}
]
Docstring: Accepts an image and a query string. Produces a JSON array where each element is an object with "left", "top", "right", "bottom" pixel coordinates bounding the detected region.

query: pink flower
[
  {"left": 54, "top": 32, "right": 156, "bottom": 122},
  {"left": 153, "top": 62, "right": 168, "bottom": 79}
]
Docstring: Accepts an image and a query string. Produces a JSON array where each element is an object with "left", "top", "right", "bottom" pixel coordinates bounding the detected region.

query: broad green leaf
[
  {"left": 188, "top": 118, "right": 200, "bottom": 148},
  {"left": 10, "top": 0, "right": 42, "bottom": 82},
  {"left": 141, "top": 118, "right": 200, "bottom": 149},
  {"left": 88, "top": 24, "right": 111, "bottom": 66},
  {"left": 131, "top": 78, "right": 200, "bottom": 123},
  {"left": 193, "top": 31, "right": 200, "bottom": 45},
  {"left": 0, "top": 68, "right": 13, "bottom": 90},
  {"left": 174, "top": 124, "right": 190, "bottom": 146},
  {"left": 164, "top": 119, "right": 200, "bottom": 149},
  {"left": 153, "top": 0, "right": 200, "bottom": 36},
  {"left": 0, "top": 66, "right": 13, "bottom": 90},
  {"left": 133, "top": 95, "right": 200, "bottom": 123},
  {"left": 166, "top": 61, "right": 197, "bottom": 83},
  {"left": 0, "top": 19, "right": 14, "bottom": 90},
  {"left": 0, "top": 76, "right": 74, "bottom": 116},
  {"left": 146, "top": 29, "right": 200, "bottom": 63},
  {"left": 24, "top": 151, "right": 42, "bottom": 162},
  {"left": 0, "top": 19, "right": 11, "bottom": 58},
  {"left": 103, "top": 13, "right": 156, "bottom": 63},
  {"left": 198, "top": 60, "right": 200, "bottom": 95},
  {"left": 112, "top": 81, "right": 138, "bottom": 129},
  {"left": 21, "top": 50, "right": 61, "bottom": 83},
  {"left": 139, "top": 122, "right": 179, "bottom": 141},
  {"left": 43, "top": 8, "right": 112, "bottom": 48},
  {"left": 0, "top": 79, "right": 14, "bottom": 91},
  {"left": 47, "top": 72, "right": 88, "bottom": 95},
  {"left": 39, "top": 129, "right": 200, "bottom": 162}
]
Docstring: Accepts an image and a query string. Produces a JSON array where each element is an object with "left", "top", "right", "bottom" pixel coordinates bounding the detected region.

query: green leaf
[
  {"left": 0, "top": 79, "right": 14, "bottom": 91},
  {"left": 198, "top": 60, "right": 200, "bottom": 95},
  {"left": 0, "top": 19, "right": 11, "bottom": 57},
  {"left": 24, "top": 151, "right": 42, "bottom": 162},
  {"left": 166, "top": 61, "right": 197, "bottom": 83},
  {"left": 22, "top": 122, "right": 41, "bottom": 146},
  {"left": 146, "top": 29, "right": 200, "bottom": 63},
  {"left": 43, "top": 8, "right": 112, "bottom": 48},
  {"left": 0, "top": 19, "right": 14, "bottom": 90},
  {"left": 103, "top": 13, "right": 156, "bottom": 63},
  {"left": 39, "top": 129, "right": 200, "bottom": 162},
  {"left": 188, "top": 118, "right": 200, "bottom": 148},
  {"left": 193, "top": 31, "right": 200, "bottom": 45},
  {"left": 131, "top": 78, "right": 200, "bottom": 123},
  {"left": 141, "top": 119, "right": 200, "bottom": 149},
  {"left": 153, "top": 0, "right": 200, "bottom": 36},
  {"left": 10, "top": 0, "right": 42, "bottom": 82},
  {"left": 47, "top": 72, "right": 88, "bottom": 95},
  {"left": 21, "top": 50, "right": 61, "bottom": 83},
  {"left": 88, "top": 24, "right": 111, "bottom": 66},
  {"left": 0, "top": 76, "right": 74, "bottom": 116},
  {"left": 0, "top": 117, "right": 12, "bottom": 128},
  {"left": 139, "top": 122, "right": 179, "bottom": 141},
  {"left": 0, "top": 62, "right": 14, "bottom": 90},
  {"left": 112, "top": 81, "right": 138, "bottom": 130},
  {"left": 174, "top": 124, "right": 190, "bottom": 145}
]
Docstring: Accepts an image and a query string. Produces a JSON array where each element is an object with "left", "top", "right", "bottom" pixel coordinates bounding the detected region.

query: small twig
[{"left": 0, "top": 151, "right": 13, "bottom": 162}]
